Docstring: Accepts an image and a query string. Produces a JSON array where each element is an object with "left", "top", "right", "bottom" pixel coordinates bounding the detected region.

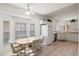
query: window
[
  {"left": 30, "top": 24, "right": 35, "bottom": 37},
  {"left": 15, "top": 23, "right": 27, "bottom": 39},
  {"left": 3, "top": 21, "right": 10, "bottom": 44}
]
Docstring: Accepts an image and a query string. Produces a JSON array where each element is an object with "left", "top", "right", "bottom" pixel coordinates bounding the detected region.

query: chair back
[
  {"left": 10, "top": 43, "right": 24, "bottom": 53},
  {"left": 37, "top": 35, "right": 44, "bottom": 43},
  {"left": 31, "top": 39, "right": 41, "bottom": 50}
]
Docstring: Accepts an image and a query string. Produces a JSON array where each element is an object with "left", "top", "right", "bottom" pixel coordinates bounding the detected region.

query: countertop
[{"left": 54, "top": 31, "right": 79, "bottom": 34}]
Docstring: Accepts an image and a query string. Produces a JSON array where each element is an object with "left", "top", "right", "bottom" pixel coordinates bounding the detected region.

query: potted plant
[{"left": 47, "top": 19, "right": 52, "bottom": 22}]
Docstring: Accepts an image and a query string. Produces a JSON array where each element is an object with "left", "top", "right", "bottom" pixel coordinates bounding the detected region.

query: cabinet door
[
  {"left": 64, "top": 34, "right": 71, "bottom": 41},
  {"left": 64, "top": 34, "right": 78, "bottom": 41},
  {"left": 69, "top": 22, "right": 78, "bottom": 32},
  {"left": 57, "top": 34, "right": 64, "bottom": 40},
  {"left": 71, "top": 34, "right": 78, "bottom": 41}
]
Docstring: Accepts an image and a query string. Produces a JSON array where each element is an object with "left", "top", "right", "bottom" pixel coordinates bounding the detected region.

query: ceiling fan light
[
  {"left": 25, "top": 4, "right": 35, "bottom": 16},
  {"left": 25, "top": 11, "right": 31, "bottom": 15}
]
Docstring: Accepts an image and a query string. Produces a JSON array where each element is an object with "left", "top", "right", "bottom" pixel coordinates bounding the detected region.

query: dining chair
[
  {"left": 25, "top": 39, "right": 42, "bottom": 56},
  {"left": 10, "top": 42, "right": 26, "bottom": 56},
  {"left": 39, "top": 35, "right": 44, "bottom": 47}
]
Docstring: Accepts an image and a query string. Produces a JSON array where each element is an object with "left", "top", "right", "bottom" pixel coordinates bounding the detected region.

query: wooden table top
[{"left": 16, "top": 37, "right": 42, "bottom": 45}]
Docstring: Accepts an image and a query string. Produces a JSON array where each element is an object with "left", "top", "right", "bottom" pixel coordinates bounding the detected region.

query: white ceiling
[{"left": 10, "top": 3, "right": 74, "bottom": 15}]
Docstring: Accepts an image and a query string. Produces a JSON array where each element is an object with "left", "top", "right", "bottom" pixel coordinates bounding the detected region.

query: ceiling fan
[{"left": 25, "top": 3, "right": 35, "bottom": 15}]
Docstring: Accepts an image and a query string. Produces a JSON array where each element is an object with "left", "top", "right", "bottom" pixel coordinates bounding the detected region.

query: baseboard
[
  {"left": 57, "top": 39, "right": 78, "bottom": 43},
  {"left": 66, "top": 40, "right": 78, "bottom": 43}
]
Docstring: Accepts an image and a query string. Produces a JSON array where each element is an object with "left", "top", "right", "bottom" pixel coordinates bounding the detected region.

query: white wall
[
  {"left": 51, "top": 4, "right": 78, "bottom": 42},
  {"left": 0, "top": 12, "right": 40, "bottom": 53},
  {"left": 0, "top": 19, "right": 3, "bottom": 51},
  {"left": 0, "top": 13, "right": 12, "bottom": 53},
  {"left": 77, "top": 4, "right": 79, "bottom": 54},
  {"left": 0, "top": 3, "right": 41, "bottom": 54},
  {"left": 12, "top": 16, "right": 40, "bottom": 37}
]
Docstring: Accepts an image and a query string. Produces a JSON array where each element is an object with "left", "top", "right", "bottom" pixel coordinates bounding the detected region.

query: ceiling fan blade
[
  {"left": 26, "top": 3, "right": 30, "bottom": 11},
  {"left": 25, "top": 3, "right": 41, "bottom": 16}
]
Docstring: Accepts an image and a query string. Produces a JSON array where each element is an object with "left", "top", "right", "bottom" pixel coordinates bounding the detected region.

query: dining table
[{"left": 16, "top": 37, "right": 42, "bottom": 55}]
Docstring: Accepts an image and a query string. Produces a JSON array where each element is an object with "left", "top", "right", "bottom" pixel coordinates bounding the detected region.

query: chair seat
[
  {"left": 10, "top": 43, "right": 26, "bottom": 56},
  {"left": 26, "top": 49, "right": 33, "bottom": 54},
  {"left": 29, "top": 53, "right": 36, "bottom": 56}
]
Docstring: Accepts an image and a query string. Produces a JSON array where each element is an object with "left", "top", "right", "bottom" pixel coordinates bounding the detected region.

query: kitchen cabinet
[
  {"left": 55, "top": 32, "right": 78, "bottom": 42},
  {"left": 57, "top": 34, "right": 64, "bottom": 40}
]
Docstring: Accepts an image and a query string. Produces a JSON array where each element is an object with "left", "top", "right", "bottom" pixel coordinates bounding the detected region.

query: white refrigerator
[{"left": 41, "top": 24, "right": 54, "bottom": 46}]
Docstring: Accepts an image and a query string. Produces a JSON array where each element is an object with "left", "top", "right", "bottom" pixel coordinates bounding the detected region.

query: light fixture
[{"left": 25, "top": 3, "right": 35, "bottom": 15}]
